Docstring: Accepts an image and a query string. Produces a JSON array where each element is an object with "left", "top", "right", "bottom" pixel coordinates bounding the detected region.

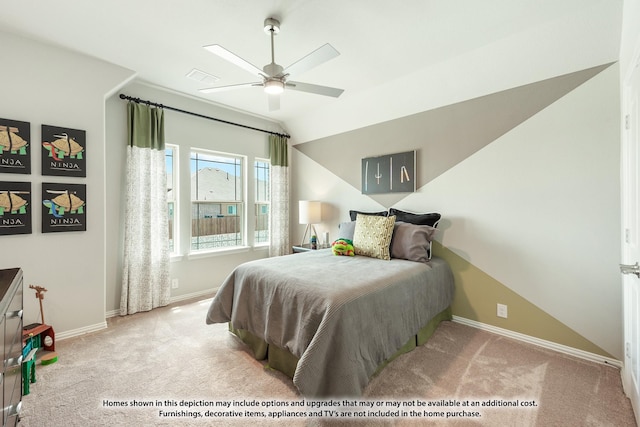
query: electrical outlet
[
  {"left": 497, "top": 303, "right": 508, "bottom": 319},
  {"left": 171, "top": 279, "right": 179, "bottom": 289}
]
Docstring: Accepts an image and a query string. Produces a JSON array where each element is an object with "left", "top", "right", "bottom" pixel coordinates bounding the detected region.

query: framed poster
[
  {"left": 0, "top": 181, "right": 32, "bottom": 235},
  {"left": 0, "top": 118, "right": 31, "bottom": 174},
  {"left": 41, "top": 182, "right": 86, "bottom": 233},
  {"left": 41, "top": 125, "right": 86, "bottom": 177},
  {"left": 362, "top": 150, "right": 416, "bottom": 194}
]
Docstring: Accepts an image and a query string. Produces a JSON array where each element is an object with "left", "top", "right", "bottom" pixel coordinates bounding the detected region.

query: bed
[{"left": 205, "top": 210, "right": 454, "bottom": 397}]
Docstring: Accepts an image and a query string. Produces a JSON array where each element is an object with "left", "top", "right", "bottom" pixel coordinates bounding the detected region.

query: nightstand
[{"left": 292, "top": 243, "right": 330, "bottom": 253}]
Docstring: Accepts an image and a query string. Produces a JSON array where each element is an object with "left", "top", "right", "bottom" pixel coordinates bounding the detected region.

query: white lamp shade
[{"left": 299, "top": 200, "right": 321, "bottom": 224}]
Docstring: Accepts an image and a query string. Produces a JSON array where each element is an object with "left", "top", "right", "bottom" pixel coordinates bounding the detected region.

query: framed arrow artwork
[{"left": 361, "top": 150, "right": 415, "bottom": 194}]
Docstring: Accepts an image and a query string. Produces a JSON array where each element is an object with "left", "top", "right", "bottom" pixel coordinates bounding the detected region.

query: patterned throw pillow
[{"left": 353, "top": 214, "right": 396, "bottom": 260}]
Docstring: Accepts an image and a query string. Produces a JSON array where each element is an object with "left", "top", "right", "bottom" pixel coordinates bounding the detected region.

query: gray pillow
[
  {"left": 337, "top": 221, "right": 356, "bottom": 241},
  {"left": 390, "top": 221, "right": 437, "bottom": 262},
  {"left": 389, "top": 208, "right": 440, "bottom": 227},
  {"left": 349, "top": 210, "right": 388, "bottom": 221}
]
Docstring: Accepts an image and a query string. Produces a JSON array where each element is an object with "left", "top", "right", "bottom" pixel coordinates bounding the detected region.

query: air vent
[{"left": 186, "top": 68, "right": 220, "bottom": 85}]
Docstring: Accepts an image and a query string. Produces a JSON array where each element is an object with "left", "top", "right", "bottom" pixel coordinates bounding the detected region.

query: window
[
  {"left": 191, "top": 150, "right": 244, "bottom": 251},
  {"left": 255, "top": 159, "right": 270, "bottom": 245},
  {"left": 166, "top": 144, "right": 178, "bottom": 255}
]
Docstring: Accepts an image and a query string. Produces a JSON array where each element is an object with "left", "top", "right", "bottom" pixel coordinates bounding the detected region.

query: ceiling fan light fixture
[
  {"left": 203, "top": 16, "right": 343, "bottom": 111},
  {"left": 264, "top": 79, "right": 284, "bottom": 95}
]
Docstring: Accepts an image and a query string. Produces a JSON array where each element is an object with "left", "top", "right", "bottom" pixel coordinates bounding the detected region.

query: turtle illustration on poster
[
  {"left": 41, "top": 125, "right": 86, "bottom": 177},
  {"left": 41, "top": 182, "right": 86, "bottom": 233},
  {"left": 0, "top": 118, "right": 31, "bottom": 174},
  {"left": 0, "top": 181, "right": 32, "bottom": 235}
]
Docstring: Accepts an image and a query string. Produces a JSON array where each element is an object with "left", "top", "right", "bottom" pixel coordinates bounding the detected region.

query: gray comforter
[{"left": 206, "top": 249, "right": 454, "bottom": 397}]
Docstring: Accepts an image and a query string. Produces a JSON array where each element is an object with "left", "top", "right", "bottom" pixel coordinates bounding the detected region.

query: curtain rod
[{"left": 118, "top": 94, "right": 290, "bottom": 139}]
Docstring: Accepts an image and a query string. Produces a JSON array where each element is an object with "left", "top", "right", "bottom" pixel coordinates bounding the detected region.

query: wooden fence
[{"left": 168, "top": 216, "right": 267, "bottom": 238}]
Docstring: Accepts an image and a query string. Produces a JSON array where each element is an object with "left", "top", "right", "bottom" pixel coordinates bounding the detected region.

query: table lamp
[{"left": 299, "top": 200, "right": 321, "bottom": 245}]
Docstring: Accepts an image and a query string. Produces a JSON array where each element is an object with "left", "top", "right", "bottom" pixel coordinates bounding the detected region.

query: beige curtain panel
[
  {"left": 120, "top": 101, "right": 171, "bottom": 315},
  {"left": 269, "top": 134, "right": 290, "bottom": 256}
]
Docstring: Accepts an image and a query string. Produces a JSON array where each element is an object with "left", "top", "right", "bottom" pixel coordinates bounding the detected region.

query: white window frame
[
  {"left": 189, "top": 148, "right": 247, "bottom": 254},
  {"left": 254, "top": 157, "right": 270, "bottom": 247},
  {"left": 166, "top": 144, "right": 179, "bottom": 257}
]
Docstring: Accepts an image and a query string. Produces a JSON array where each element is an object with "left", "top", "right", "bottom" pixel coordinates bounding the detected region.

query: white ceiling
[{"left": 1, "top": 0, "right": 623, "bottom": 142}]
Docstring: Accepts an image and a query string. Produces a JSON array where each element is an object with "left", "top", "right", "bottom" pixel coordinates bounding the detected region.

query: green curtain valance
[
  {"left": 127, "top": 102, "right": 165, "bottom": 150},
  {"left": 269, "top": 134, "right": 288, "bottom": 167}
]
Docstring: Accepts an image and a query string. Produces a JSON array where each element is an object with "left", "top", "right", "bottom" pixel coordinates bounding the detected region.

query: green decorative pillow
[
  {"left": 332, "top": 238, "right": 355, "bottom": 256},
  {"left": 353, "top": 214, "right": 396, "bottom": 260}
]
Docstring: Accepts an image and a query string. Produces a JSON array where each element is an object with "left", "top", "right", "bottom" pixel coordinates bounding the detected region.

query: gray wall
[
  {"left": 0, "top": 24, "right": 625, "bottom": 361},
  {"left": 0, "top": 30, "right": 134, "bottom": 335},
  {"left": 0, "top": 30, "right": 286, "bottom": 335},
  {"left": 105, "top": 82, "right": 286, "bottom": 315},
  {"left": 291, "top": 64, "right": 622, "bottom": 359}
]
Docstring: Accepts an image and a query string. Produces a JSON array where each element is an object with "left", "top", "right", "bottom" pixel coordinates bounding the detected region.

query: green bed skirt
[{"left": 229, "top": 306, "right": 452, "bottom": 381}]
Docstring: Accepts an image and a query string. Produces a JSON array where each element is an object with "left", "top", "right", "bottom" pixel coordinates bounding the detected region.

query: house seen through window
[{"left": 190, "top": 150, "right": 244, "bottom": 250}]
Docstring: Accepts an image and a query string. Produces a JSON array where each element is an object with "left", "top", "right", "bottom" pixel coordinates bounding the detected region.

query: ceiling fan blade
[
  {"left": 286, "top": 81, "right": 344, "bottom": 98},
  {"left": 203, "top": 44, "right": 264, "bottom": 77},
  {"left": 283, "top": 43, "right": 340, "bottom": 78},
  {"left": 268, "top": 94, "right": 280, "bottom": 111},
  {"left": 199, "top": 82, "right": 262, "bottom": 94}
]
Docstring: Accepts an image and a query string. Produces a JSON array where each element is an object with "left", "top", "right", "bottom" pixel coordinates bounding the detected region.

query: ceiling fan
[{"left": 200, "top": 17, "right": 344, "bottom": 111}]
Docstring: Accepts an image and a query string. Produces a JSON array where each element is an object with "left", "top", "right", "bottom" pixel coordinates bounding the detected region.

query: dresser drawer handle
[
  {"left": 4, "top": 355, "right": 23, "bottom": 369},
  {"left": 5, "top": 309, "right": 22, "bottom": 319},
  {"left": 6, "top": 401, "right": 22, "bottom": 417}
]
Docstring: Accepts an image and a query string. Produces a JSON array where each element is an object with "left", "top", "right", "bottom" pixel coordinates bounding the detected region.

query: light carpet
[{"left": 19, "top": 296, "right": 636, "bottom": 426}]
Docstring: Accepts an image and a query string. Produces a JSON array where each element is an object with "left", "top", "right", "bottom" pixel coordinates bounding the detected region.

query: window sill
[{"left": 187, "top": 246, "right": 251, "bottom": 260}]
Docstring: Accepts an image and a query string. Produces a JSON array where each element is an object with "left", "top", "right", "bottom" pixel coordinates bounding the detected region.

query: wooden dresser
[{"left": 0, "top": 268, "right": 23, "bottom": 426}]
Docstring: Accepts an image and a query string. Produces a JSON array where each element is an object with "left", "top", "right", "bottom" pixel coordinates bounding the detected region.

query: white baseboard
[
  {"left": 55, "top": 321, "right": 108, "bottom": 341},
  {"left": 58, "top": 290, "right": 216, "bottom": 341},
  {"left": 51, "top": 306, "right": 622, "bottom": 370},
  {"left": 168, "top": 288, "right": 216, "bottom": 305},
  {"left": 105, "top": 309, "right": 120, "bottom": 318},
  {"left": 105, "top": 288, "right": 216, "bottom": 319},
  {"left": 452, "top": 315, "right": 622, "bottom": 369}
]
